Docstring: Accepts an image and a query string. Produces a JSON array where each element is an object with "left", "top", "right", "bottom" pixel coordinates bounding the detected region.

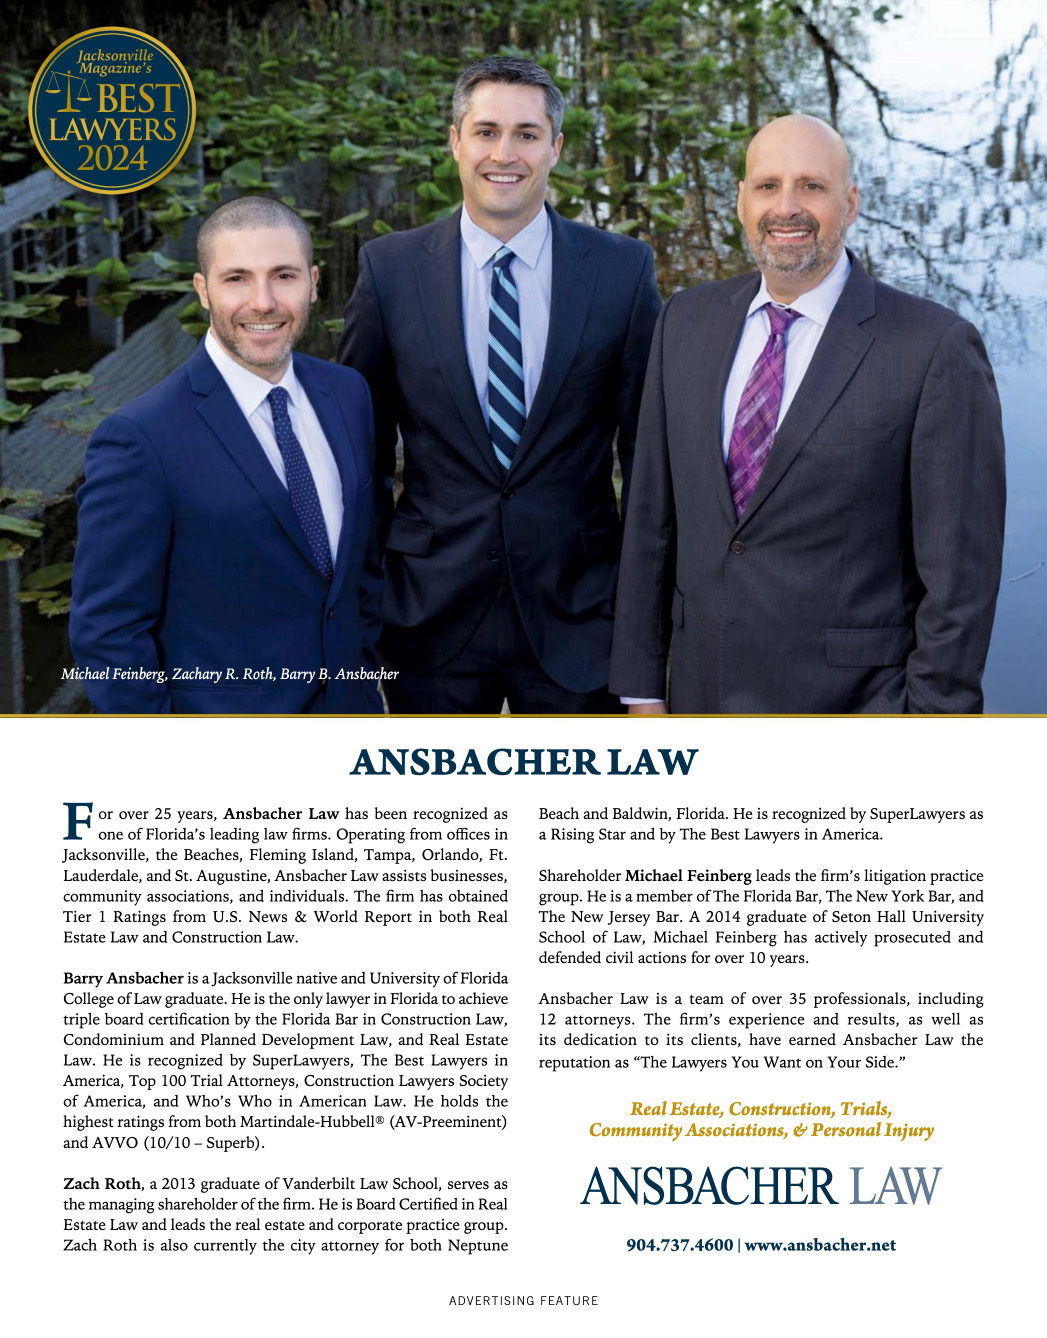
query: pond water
[{"left": 844, "top": 0, "right": 1045, "bottom": 711}]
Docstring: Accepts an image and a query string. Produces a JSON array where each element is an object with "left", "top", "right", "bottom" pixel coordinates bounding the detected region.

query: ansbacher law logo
[{"left": 28, "top": 27, "right": 195, "bottom": 194}]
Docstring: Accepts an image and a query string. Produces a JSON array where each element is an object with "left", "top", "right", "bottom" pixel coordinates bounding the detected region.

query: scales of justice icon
[{"left": 44, "top": 70, "right": 92, "bottom": 100}]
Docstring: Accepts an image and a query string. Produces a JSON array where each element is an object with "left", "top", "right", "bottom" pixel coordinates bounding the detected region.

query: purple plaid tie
[{"left": 727, "top": 304, "right": 800, "bottom": 518}]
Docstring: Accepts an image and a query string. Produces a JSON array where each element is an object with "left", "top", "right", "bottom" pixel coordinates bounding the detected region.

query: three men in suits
[
  {"left": 70, "top": 197, "right": 383, "bottom": 714},
  {"left": 340, "top": 56, "right": 662, "bottom": 713},
  {"left": 610, "top": 115, "right": 1006, "bottom": 714}
]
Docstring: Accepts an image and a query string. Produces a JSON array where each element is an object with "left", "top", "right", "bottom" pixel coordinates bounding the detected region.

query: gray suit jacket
[{"left": 609, "top": 253, "right": 1006, "bottom": 713}]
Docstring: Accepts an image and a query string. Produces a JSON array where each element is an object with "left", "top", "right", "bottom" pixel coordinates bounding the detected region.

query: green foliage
[
  {"left": 330, "top": 209, "right": 371, "bottom": 230},
  {"left": 0, "top": 395, "right": 32, "bottom": 423},
  {"left": 92, "top": 258, "right": 131, "bottom": 287},
  {"left": 178, "top": 299, "right": 209, "bottom": 338},
  {"left": 10, "top": 266, "right": 74, "bottom": 285},
  {"left": 21, "top": 561, "right": 74, "bottom": 589},
  {"left": 0, "top": 510, "right": 43, "bottom": 538},
  {"left": 16, "top": 559, "right": 74, "bottom": 615},
  {"left": 41, "top": 373, "right": 95, "bottom": 392},
  {"left": 0, "top": 300, "right": 42, "bottom": 318},
  {"left": 126, "top": 251, "right": 196, "bottom": 275},
  {"left": 21, "top": 593, "right": 71, "bottom": 616},
  {"left": 3, "top": 0, "right": 857, "bottom": 317},
  {"left": 55, "top": 409, "right": 110, "bottom": 433}
]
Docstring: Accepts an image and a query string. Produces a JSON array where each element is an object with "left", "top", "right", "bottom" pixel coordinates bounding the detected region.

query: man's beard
[
  {"left": 209, "top": 313, "right": 300, "bottom": 372},
  {"left": 744, "top": 212, "right": 848, "bottom": 278},
  {"left": 229, "top": 330, "right": 293, "bottom": 369}
]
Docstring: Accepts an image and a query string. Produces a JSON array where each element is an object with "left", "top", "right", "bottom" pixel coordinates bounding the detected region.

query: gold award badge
[{"left": 28, "top": 26, "right": 196, "bottom": 194}]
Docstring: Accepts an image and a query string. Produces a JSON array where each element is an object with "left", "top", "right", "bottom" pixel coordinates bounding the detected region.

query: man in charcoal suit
[
  {"left": 340, "top": 56, "right": 662, "bottom": 712},
  {"left": 610, "top": 114, "right": 1005, "bottom": 713}
]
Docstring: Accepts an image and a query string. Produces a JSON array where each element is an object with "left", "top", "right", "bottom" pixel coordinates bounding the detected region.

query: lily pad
[
  {"left": 22, "top": 562, "right": 74, "bottom": 590},
  {"left": 41, "top": 372, "right": 96, "bottom": 392},
  {"left": 330, "top": 209, "right": 370, "bottom": 229},
  {"left": 0, "top": 396, "right": 32, "bottom": 423},
  {"left": 93, "top": 258, "right": 131, "bottom": 287},
  {"left": 0, "top": 513, "right": 43, "bottom": 538}
]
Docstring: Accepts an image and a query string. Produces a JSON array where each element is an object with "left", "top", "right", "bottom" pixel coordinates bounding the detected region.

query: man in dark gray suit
[
  {"left": 340, "top": 56, "right": 661, "bottom": 713},
  {"left": 610, "top": 114, "right": 1005, "bottom": 714}
]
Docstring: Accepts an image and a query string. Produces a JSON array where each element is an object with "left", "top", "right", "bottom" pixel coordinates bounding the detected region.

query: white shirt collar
[
  {"left": 460, "top": 203, "right": 551, "bottom": 272},
  {"left": 747, "top": 247, "right": 852, "bottom": 327},
  {"left": 205, "top": 328, "right": 301, "bottom": 418}
]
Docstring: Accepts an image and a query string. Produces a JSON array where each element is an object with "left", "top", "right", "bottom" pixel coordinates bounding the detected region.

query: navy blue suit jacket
[
  {"left": 70, "top": 341, "right": 383, "bottom": 713},
  {"left": 339, "top": 205, "right": 661, "bottom": 693}
]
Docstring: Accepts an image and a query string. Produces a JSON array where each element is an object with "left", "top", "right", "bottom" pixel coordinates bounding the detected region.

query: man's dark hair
[
  {"left": 452, "top": 56, "right": 565, "bottom": 141},
  {"left": 196, "top": 196, "right": 313, "bottom": 275}
]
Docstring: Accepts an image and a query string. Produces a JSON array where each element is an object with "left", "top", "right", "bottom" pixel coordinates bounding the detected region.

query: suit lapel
[
  {"left": 738, "top": 254, "right": 876, "bottom": 529},
  {"left": 414, "top": 210, "right": 502, "bottom": 484},
  {"left": 295, "top": 355, "right": 357, "bottom": 605},
  {"left": 510, "top": 207, "right": 596, "bottom": 473},
  {"left": 708, "top": 276, "right": 760, "bottom": 526},
  {"left": 190, "top": 343, "right": 322, "bottom": 575}
]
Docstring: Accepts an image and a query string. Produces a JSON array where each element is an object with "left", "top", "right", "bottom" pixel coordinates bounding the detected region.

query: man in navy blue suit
[
  {"left": 70, "top": 197, "right": 383, "bottom": 713},
  {"left": 340, "top": 57, "right": 661, "bottom": 713}
]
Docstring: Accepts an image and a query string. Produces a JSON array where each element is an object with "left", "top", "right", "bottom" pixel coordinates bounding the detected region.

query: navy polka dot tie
[{"left": 267, "top": 386, "right": 333, "bottom": 581}]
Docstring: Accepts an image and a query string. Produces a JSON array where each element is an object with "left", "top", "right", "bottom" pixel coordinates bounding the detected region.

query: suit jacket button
[
  {"left": 326, "top": 610, "right": 335, "bottom": 619},
  {"left": 487, "top": 549, "right": 502, "bottom": 561},
  {"left": 730, "top": 540, "right": 746, "bottom": 555},
  {"left": 502, "top": 489, "right": 515, "bottom": 501}
]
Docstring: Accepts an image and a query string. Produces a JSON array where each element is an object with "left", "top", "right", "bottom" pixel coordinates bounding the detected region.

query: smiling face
[
  {"left": 450, "top": 81, "right": 563, "bottom": 242},
  {"left": 737, "top": 115, "right": 859, "bottom": 302},
  {"left": 193, "top": 225, "right": 318, "bottom": 382}
]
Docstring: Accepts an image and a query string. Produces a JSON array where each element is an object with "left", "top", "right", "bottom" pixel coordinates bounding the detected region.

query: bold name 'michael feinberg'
[{"left": 582, "top": 1165, "right": 940, "bottom": 1206}]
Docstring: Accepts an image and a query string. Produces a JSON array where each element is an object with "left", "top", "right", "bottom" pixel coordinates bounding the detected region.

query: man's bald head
[
  {"left": 743, "top": 114, "right": 852, "bottom": 186},
  {"left": 737, "top": 114, "right": 859, "bottom": 301}
]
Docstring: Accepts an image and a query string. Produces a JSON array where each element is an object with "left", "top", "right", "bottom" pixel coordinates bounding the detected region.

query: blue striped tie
[
  {"left": 488, "top": 246, "right": 526, "bottom": 471},
  {"left": 267, "top": 386, "right": 333, "bottom": 581}
]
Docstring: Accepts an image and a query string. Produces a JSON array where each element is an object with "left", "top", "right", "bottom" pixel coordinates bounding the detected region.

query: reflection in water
[
  {"left": 841, "top": 2, "right": 1046, "bottom": 711},
  {"left": 849, "top": 7, "right": 1045, "bottom": 353}
]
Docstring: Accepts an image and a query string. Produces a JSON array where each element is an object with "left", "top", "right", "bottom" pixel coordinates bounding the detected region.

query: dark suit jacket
[
  {"left": 338, "top": 204, "right": 661, "bottom": 693},
  {"left": 609, "top": 254, "right": 1006, "bottom": 713},
  {"left": 70, "top": 341, "right": 383, "bottom": 714}
]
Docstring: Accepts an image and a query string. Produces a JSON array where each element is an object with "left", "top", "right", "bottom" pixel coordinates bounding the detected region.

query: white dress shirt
[
  {"left": 459, "top": 204, "right": 553, "bottom": 422},
  {"left": 721, "top": 247, "right": 851, "bottom": 455},
  {"left": 204, "top": 329, "right": 342, "bottom": 562},
  {"left": 625, "top": 248, "right": 852, "bottom": 705}
]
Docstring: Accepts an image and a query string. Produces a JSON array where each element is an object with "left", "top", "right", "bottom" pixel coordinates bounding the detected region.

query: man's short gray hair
[
  {"left": 452, "top": 56, "right": 565, "bottom": 141},
  {"left": 196, "top": 196, "right": 313, "bottom": 275}
]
